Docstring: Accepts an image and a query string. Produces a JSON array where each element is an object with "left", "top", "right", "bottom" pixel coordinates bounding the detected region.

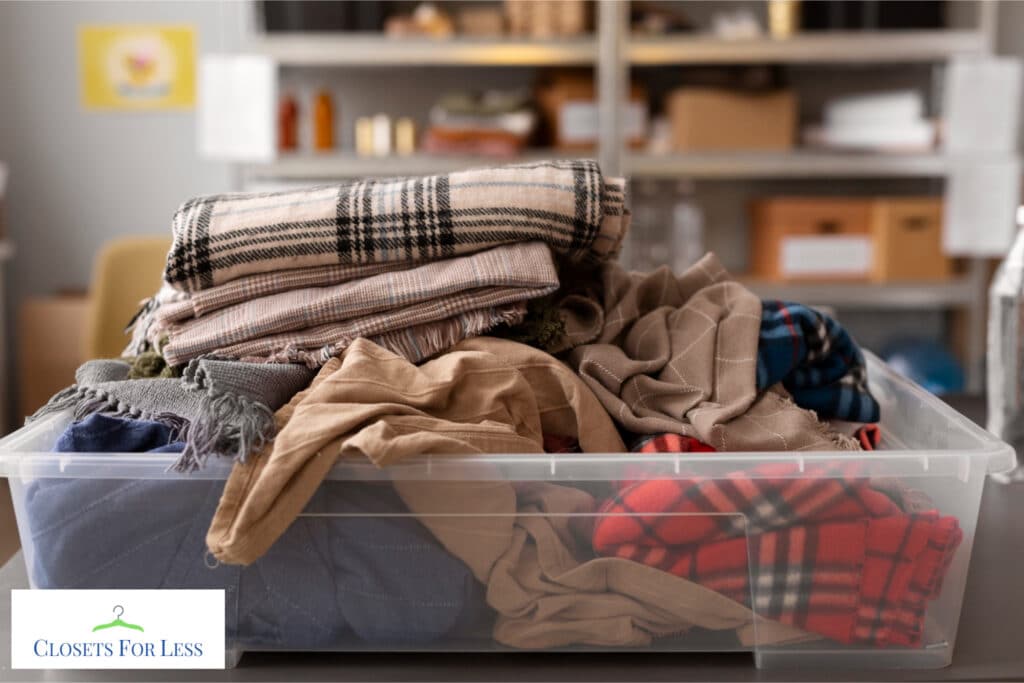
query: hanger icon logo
[{"left": 91, "top": 605, "right": 144, "bottom": 633}]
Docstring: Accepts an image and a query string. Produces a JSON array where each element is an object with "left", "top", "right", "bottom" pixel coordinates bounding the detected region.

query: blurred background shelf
[
  {"left": 252, "top": 34, "right": 598, "bottom": 66},
  {"left": 245, "top": 151, "right": 961, "bottom": 181},
  {"left": 243, "top": 150, "right": 591, "bottom": 180},
  {"left": 628, "top": 30, "right": 990, "bottom": 65},
  {"left": 741, "top": 276, "right": 977, "bottom": 309},
  {"left": 220, "top": 0, "right": 1011, "bottom": 394},
  {"left": 627, "top": 151, "right": 953, "bottom": 179}
]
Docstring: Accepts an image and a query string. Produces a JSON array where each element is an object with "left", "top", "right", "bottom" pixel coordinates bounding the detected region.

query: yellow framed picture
[{"left": 78, "top": 25, "right": 196, "bottom": 110}]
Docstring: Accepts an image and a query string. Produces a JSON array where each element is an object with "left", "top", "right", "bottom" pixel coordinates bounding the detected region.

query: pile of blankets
[{"left": 27, "top": 159, "right": 961, "bottom": 653}]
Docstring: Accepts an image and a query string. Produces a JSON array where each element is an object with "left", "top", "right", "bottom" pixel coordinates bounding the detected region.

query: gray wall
[
  {"left": 0, "top": 1, "right": 238, "bottom": 302},
  {"left": 0, "top": 1, "right": 244, "bottom": 424}
]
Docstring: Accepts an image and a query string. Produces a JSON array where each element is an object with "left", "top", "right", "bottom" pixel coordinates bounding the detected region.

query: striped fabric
[
  {"left": 159, "top": 242, "right": 558, "bottom": 367},
  {"left": 356, "top": 303, "right": 526, "bottom": 368},
  {"left": 157, "top": 260, "right": 411, "bottom": 325},
  {"left": 164, "top": 159, "right": 627, "bottom": 293}
]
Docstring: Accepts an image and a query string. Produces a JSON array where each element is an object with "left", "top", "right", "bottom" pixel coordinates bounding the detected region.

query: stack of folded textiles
[
  {"left": 421, "top": 90, "right": 537, "bottom": 157},
  {"left": 28, "top": 159, "right": 959, "bottom": 652}
]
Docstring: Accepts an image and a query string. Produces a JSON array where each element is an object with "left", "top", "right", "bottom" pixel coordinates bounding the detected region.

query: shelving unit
[
  {"left": 244, "top": 150, "right": 591, "bottom": 181},
  {"left": 628, "top": 30, "right": 989, "bottom": 65},
  {"left": 233, "top": 0, "right": 1012, "bottom": 391},
  {"left": 247, "top": 150, "right": 956, "bottom": 182},
  {"left": 626, "top": 151, "right": 953, "bottom": 179},
  {"left": 743, "top": 276, "right": 977, "bottom": 310},
  {"left": 253, "top": 34, "right": 597, "bottom": 66}
]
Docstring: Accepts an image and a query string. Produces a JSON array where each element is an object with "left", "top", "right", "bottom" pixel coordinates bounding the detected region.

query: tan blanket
[
  {"left": 206, "top": 336, "right": 626, "bottom": 565},
  {"left": 207, "top": 335, "right": 817, "bottom": 648},
  {"left": 564, "top": 253, "right": 858, "bottom": 452}
]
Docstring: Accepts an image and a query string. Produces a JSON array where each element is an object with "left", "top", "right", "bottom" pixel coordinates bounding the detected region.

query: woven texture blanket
[
  {"left": 164, "top": 160, "right": 627, "bottom": 292},
  {"left": 758, "top": 301, "right": 880, "bottom": 423},
  {"left": 565, "top": 254, "right": 859, "bottom": 452},
  {"left": 592, "top": 460, "right": 960, "bottom": 647},
  {"left": 156, "top": 242, "right": 556, "bottom": 367},
  {"left": 31, "top": 358, "right": 314, "bottom": 472}
]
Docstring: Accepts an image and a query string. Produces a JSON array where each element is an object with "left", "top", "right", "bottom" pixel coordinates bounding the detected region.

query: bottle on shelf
[
  {"left": 313, "top": 90, "right": 335, "bottom": 151},
  {"left": 355, "top": 117, "right": 374, "bottom": 157},
  {"left": 278, "top": 95, "right": 299, "bottom": 152},
  {"left": 372, "top": 113, "right": 393, "bottom": 157},
  {"left": 395, "top": 117, "right": 417, "bottom": 157}
]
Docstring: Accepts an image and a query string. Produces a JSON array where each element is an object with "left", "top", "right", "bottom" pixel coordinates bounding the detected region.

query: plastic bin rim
[{"left": 0, "top": 351, "right": 1013, "bottom": 479}]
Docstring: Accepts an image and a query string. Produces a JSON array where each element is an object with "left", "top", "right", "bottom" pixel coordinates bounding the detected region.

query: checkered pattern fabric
[
  {"left": 164, "top": 159, "right": 627, "bottom": 292},
  {"left": 609, "top": 512, "right": 959, "bottom": 646},
  {"left": 158, "top": 242, "right": 556, "bottom": 367},
  {"left": 758, "top": 301, "right": 880, "bottom": 423},
  {"left": 595, "top": 461, "right": 903, "bottom": 549},
  {"left": 592, "top": 459, "right": 961, "bottom": 646}
]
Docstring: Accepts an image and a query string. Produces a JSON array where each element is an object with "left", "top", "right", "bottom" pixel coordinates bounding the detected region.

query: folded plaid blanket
[
  {"left": 592, "top": 460, "right": 960, "bottom": 647},
  {"left": 156, "top": 242, "right": 557, "bottom": 367},
  {"left": 758, "top": 301, "right": 880, "bottom": 423},
  {"left": 164, "top": 160, "right": 627, "bottom": 293},
  {"left": 30, "top": 358, "right": 314, "bottom": 472}
]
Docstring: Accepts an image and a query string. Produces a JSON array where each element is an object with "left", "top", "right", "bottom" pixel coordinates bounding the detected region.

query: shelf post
[
  {"left": 964, "top": 257, "right": 990, "bottom": 394},
  {"left": 597, "top": 0, "right": 627, "bottom": 177}
]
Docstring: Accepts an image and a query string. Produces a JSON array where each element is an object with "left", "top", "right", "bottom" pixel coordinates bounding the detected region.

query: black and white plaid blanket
[{"left": 164, "top": 160, "right": 627, "bottom": 292}]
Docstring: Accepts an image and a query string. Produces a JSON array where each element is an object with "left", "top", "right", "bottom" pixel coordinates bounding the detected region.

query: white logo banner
[{"left": 11, "top": 589, "right": 225, "bottom": 669}]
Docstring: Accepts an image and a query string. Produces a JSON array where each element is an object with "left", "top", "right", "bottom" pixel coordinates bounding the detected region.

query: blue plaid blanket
[{"left": 757, "top": 301, "right": 880, "bottom": 423}]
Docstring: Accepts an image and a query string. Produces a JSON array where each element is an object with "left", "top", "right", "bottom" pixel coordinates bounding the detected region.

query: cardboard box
[
  {"left": 750, "top": 197, "right": 951, "bottom": 282},
  {"left": 750, "top": 198, "right": 872, "bottom": 281},
  {"left": 18, "top": 294, "right": 90, "bottom": 419},
  {"left": 871, "top": 198, "right": 950, "bottom": 282},
  {"left": 537, "top": 72, "right": 647, "bottom": 149},
  {"left": 667, "top": 88, "right": 796, "bottom": 151}
]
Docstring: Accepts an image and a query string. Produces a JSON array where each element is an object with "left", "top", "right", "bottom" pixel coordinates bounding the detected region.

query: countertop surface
[{"left": 0, "top": 397, "right": 1020, "bottom": 682}]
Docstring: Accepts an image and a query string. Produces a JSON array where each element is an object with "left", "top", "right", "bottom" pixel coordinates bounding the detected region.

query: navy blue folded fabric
[
  {"left": 53, "top": 414, "right": 182, "bottom": 453},
  {"left": 25, "top": 415, "right": 486, "bottom": 648},
  {"left": 757, "top": 301, "right": 880, "bottom": 423}
]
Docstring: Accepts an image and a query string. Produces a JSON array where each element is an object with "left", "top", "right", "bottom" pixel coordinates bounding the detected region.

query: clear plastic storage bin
[{"left": 0, "top": 354, "right": 1013, "bottom": 670}]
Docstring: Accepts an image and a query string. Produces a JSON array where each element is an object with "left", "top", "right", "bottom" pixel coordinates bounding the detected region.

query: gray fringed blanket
[{"left": 30, "top": 359, "right": 314, "bottom": 472}]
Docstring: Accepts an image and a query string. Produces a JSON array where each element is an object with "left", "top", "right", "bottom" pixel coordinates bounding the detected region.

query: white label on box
[
  {"left": 11, "top": 590, "right": 225, "bottom": 669},
  {"left": 780, "top": 236, "right": 872, "bottom": 277},
  {"left": 559, "top": 101, "right": 647, "bottom": 144},
  {"left": 560, "top": 101, "right": 599, "bottom": 143}
]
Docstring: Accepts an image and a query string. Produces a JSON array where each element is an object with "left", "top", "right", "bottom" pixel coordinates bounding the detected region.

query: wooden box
[
  {"left": 667, "top": 88, "right": 796, "bottom": 151},
  {"left": 750, "top": 197, "right": 951, "bottom": 282}
]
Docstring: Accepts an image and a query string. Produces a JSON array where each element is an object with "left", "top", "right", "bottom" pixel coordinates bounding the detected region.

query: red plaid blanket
[{"left": 593, "top": 452, "right": 961, "bottom": 646}]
